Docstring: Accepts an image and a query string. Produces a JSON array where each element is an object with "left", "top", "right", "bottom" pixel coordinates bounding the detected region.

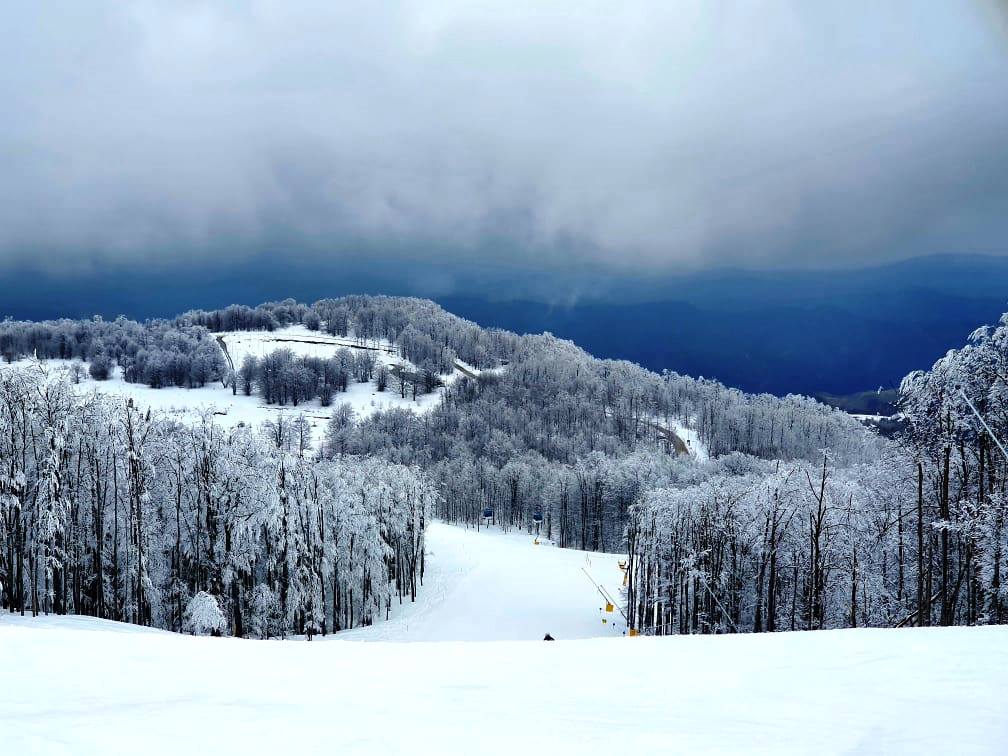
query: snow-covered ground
[
  {"left": 600, "top": 407, "right": 707, "bottom": 460},
  {"left": 2, "top": 522, "right": 1006, "bottom": 755},
  {"left": 667, "top": 417, "right": 709, "bottom": 461},
  {"left": 215, "top": 325, "right": 399, "bottom": 367},
  {"left": 336, "top": 521, "right": 629, "bottom": 641},
  {"left": 4, "top": 326, "right": 463, "bottom": 446},
  {"left": 214, "top": 326, "right": 455, "bottom": 421}
]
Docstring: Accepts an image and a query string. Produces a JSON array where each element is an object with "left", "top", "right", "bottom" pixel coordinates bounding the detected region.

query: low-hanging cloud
[{"left": 1, "top": 1, "right": 1006, "bottom": 275}]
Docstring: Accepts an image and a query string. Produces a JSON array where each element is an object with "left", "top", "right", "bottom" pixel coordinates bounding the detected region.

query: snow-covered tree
[{"left": 184, "top": 591, "right": 227, "bottom": 635}]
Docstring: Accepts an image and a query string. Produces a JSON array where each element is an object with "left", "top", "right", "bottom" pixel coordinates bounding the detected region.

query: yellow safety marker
[
  {"left": 628, "top": 628, "right": 639, "bottom": 637},
  {"left": 605, "top": 602, "right": 614, "bottom": 613}
]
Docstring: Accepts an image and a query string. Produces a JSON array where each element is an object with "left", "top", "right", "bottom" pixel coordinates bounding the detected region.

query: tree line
[
  {"left": 0, "top": 316, "right": 228, "bottom": 389},
  {"left": 182, "top": 295, "right": 520, "bottom": 372},
  {"left": 7, "top": 295, "right": 1006, "bottom": 638},
  {"left": 343, "top": 331, "right": 875, "bottom": 551},
  {"left": 0, "top": 364, "right": 435, "bottom": 637},
  {"left": 624, "top": 313, "right": 1008, "bottom": 635},
  {"left": 625, "top": 448, "right": 916, "bottom": 634},
  {"left": 3, "top": 296, "right": 899, "bottom": 633},
  {"left": 237, "top": 346, "right": 443, "bottom": 408},
  {"left": 898, "top": 317, "right": 1008, "bottom": 627}
]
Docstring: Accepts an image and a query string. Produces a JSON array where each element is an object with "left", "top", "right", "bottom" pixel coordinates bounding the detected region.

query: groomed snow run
[
  {"left": 336, "top": 521, "right": 629, "bottom": 641},
  {"left": 2, "top": 523, "right": 1007, "bottom": 755}
]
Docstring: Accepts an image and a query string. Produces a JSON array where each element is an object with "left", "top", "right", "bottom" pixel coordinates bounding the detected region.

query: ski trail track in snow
[{"left": 336, "top": 521, "right": 628, "bottom": 642}]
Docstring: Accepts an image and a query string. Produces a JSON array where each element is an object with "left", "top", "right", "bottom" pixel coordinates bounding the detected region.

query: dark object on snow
[{"left": 543, "top": 633, "right": 555, "bottom": 641}]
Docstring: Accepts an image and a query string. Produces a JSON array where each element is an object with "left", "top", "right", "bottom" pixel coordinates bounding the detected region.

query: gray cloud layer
[{"left": 1, "top": 1, "right": 1006, "bottom": 274}]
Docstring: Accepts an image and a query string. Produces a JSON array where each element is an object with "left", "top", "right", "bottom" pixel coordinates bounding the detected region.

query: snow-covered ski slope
[
  {"left": 2, "top": 522, "right": 1007, "bottom": 755},
  {"left": 337, "top": 521, "right": 629, "bottom": 641}
]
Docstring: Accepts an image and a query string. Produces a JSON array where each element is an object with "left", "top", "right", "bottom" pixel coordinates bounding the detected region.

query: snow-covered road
[{"left": 2, "top": 523, "right": 1007, "bottom": 755}]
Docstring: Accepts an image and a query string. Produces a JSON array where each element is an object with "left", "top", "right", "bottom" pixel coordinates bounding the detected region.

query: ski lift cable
[
  {"left": 697, "top": 577, "right": 741, "bottom": 634},
  {"left": 595, "top": 581, "right": 623, "bottom": 613},
  {"left": 958, "top": 388, "right": 1008, "bottom": 463},
  {"left": 584, "top": 568, "right": 620, "bottom": 620},
  {"left": 595, "top": 581, "right": 620, "bottom": 610},
  {"left": 580, "top": 566, "right": 629, "bottom": 623}
]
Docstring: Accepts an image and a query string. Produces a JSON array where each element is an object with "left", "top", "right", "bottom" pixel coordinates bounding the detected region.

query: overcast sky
[{"left": 2, "top": 1, "right": 1006, "bottom": 277}]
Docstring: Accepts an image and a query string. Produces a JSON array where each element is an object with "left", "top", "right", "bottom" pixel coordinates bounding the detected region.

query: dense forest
[
  {"left": 3, "top": 296, "right": 1006, "bottom": 638},
  {"left": 0, "top": 364, "right": 434, "bottom": 637},
  {"left": 625, "top": 317, "right": 1008, "bottom": 634}
]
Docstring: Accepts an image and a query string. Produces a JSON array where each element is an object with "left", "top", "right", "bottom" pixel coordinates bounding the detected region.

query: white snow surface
[
  {"left": 3, "top": 521, "right": 1007, "bottom": 755},
  {"left": 336, "top": 521, "right": 629, "bottom": 641},
  {"left": 216, "top": 325, "right": 400, "bottom": 368},
  {"left": 668, "top": 417, "right": 709, "bottom": 461},
  {"left": 4, "top": 327, "right": 458, "bottom": 446}
]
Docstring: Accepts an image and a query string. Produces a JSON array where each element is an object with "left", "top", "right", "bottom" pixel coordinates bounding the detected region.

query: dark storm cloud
[{"left": 0, "top": 1, "right": 1005, "bottom": 274}]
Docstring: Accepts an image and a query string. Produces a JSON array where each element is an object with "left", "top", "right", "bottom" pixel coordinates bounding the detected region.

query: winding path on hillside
[
  {"left": 644, "top": 417, "right": 691, "bottom": 455},
  {"left": 452, "top": 360, "right": 480, "bottom": 380},
  {"left": 602, "top": 406, "right": 693, "bottom": 456}
]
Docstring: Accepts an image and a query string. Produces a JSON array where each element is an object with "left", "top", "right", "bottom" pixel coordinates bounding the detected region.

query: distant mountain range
[
  {"left": 438, "top": 255, "right": 1008, "bottom": 398},
  {"left": 3, "top": 253, "right": 1005, "bottom": 400}
]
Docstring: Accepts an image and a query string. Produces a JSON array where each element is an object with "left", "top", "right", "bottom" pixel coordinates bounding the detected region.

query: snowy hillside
[
  {"left": 4, "top": 296, "right": 1008, "bottom": 756},
  {"left": 214, "top": 325, "right": 460, "bottom": 419},
  {"left": 6, "top": 325, "right": 463, "bottom": 447},
  {"left": 216, "top": 324, "right": 400, "bottom": 363},
  {"left": 3, "top": 522, "right": 1006, "bottom": 755}
]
